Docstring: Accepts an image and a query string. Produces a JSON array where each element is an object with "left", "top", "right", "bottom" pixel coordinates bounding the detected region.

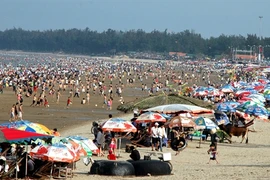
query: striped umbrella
[
  {"left": 30, "top": 143, "right": 78, "bottom": 163},
  {"left": 0, "top": 120, "right": 52, "bottom": 135},
  {"left": 135, "top": 112, "right": 166, "bottom": 123},
  {"left": 101, "top": 118, "right": 137, "bottom": 133}
]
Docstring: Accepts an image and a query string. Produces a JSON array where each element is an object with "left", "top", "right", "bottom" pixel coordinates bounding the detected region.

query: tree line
[{"left": 0, "top": 28, "right": 269, "bottom": 58}]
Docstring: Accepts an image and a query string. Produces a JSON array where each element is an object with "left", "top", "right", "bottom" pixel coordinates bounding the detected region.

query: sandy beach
[
  {"left": 2, "top": 85, "right": 270, "bottom": 180},
  {"left": 63, "top": 118, "right": 270, "bottom": 180},
  {"left": 0, "top": 53, "right": 269, "bottom": 180}
]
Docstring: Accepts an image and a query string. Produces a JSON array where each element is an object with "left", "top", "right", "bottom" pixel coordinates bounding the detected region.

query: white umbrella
[
  {"left": 101, "top": 118, "right": 137, "bottom": 157},
  {"left": 145, "top": 104, "right": 213, "bottom": 114}
]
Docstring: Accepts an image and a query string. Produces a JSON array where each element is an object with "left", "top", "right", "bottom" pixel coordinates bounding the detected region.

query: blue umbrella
[
  {"left": 160, "top": 113, "right": 172, "bottom": 120},
  {"left": 221, "top": 84, "right": 235, "bottom": 93},
  {"left": 223, "top": 101, "right": 240, "bottom": 108},
  {"left": 244, "top": 105, "right": 269, "bottom": 116},
  {"left": 216, "top": 103, "right": 236, "bottom": 112},
  {"left": 214, "top": 111, "right": 230, "bottom": 125},
  {"left": 244, "top": 87, "right": 258, "bottom": 94},
  {"left": 265, "top": 94, "right": 270, "bottom": 101},
  {"left": 194, "top": 117, "right": 218, "bottom": 130}
]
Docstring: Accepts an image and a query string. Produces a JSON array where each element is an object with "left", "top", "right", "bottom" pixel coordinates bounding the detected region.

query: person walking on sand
[
  {"left": 66, "top": 97, "right": 72, "bottom": 109},
  {"left": 207, "top": 144, "right": 219, "bottom": 164},
  {"left": 107, "top": 97, "right": 113, "bottom": 110},
  {"left": 102, "top": 94, "right": 107, "bottom": 108},
  {"left": 9, "top": 104, "right": 16, "bottom": 122},
  {"left": 30, "top": 94, "right": 37, "bottom": 106},
  {"left": 17, "top": 104, "right": 23, "bottom": 120},
  {"left": 86, "top": 91, "right": 90, "bottom": 105},
  {"left": 56, "top": 90, "right": 61, "bottom": 104},
  {"left": 44, "top": 96, "right": 49, "bottom": 107}
]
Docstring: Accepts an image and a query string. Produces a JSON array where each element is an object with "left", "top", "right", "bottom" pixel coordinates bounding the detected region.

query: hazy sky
[{"left": 0, "top": 0, "right": 269, "bottom": 38}]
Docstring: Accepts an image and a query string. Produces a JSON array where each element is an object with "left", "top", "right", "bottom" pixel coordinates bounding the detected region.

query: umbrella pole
[
  {"left": 71, "top": 160, "right": 75, "bottom": 179},
  {"left": 196, "top": 130, "right": 202, "bottom": 148},
  {"left": 50, "top": 162, "right": 54, "bottom": 180},
  {"left": 117, "top": 137, "right": 121, "bottom": 158},
  {"left": 15, "top": 159, "right": 18, "bottom": 180},
  {"left": 25, "top": 145, "right": 28, "bottom": 179}
]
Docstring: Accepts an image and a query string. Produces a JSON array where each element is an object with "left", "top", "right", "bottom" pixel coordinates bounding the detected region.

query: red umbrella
[
  {"left": 236, "top": 91, "right": 251, "bottom": 97},
  {"left": 135, "top": 112, "right": 166, "bottom": 123},
  {"left": 253, "top": 85, "right": 264, "bottom": 91},
  {"left": 0, "top": 127, "right": 53, "bottom": 143}
]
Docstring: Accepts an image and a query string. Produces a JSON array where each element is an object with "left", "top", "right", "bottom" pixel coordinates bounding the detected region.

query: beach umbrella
[
  {"left": 263, "top": 89, "right": 270, "bottom": 95},
  {"left": 101, "top": 118, "right": 137, "bottom": 133},
  {"left": 236, "top": 101, "right": 263, "bottom": 110},
  {"left": 258, "top": 79, "right": 268, "bottom": 84},
  {"left": 165, "top": 116, "right": 196, "bottom": 129},
  {"left": 223, "top": 101, "right": 240, "bottom": 108},
  {"left": 214, "top": 111, "right": 230, "bottom": 125},
  {"left": 265, "top": 94, "right": 270, "bottom": 101},
  {"left": 30, "top": 143, "right": 78, "bottom": 163},
  {"left": 50, "top": 136, "right": 93, "bottom": 157},
  {"left": 160, "top": 113, "right": 172, "bottom": 120},
  {"left": 235, "top": 90, "right": 251, "bottom": 97},
  {"left": 67, "top": 136, "right": 98, "bottom": 156},
  {"left": 145, "top": 104, "right": 213, "bottom": 114},
  {"left": 216, "top": 103, "right": 236, "bottom": 112},
  {"left": 194, "top": 117, "right": 218, "bottom": 130},
  {"left": 193, "top": 86, "right": 207, "bottom": 96},
  {"left": 0, "top": 127, "right": 53, "bottom": 143},
  {"left": 101, "top": 118, "right": 137, "bottom": 157},
  {"left": 30, "top": 143, "right": 78, "bottom": 179},
  {"left": 0, "top": 127, "right": 53, "bottom": 179},
  {"left": 193, "top": 91, "right": 208, "bottom": 97},
  {"left": 221, "top": 84, "right": 234, "bottom": 93},
  {"left": 238, "top": 81, "right": 248, "bottom": 87},
  {"left": 244, "top": 105, "right": 269, "bottom": 116},
  {"left": 0, "top": 120, "right": 52, "bottom": 135},
  {"left": 250, "top": 98, "right": 265, "bottom": 106},
  {"left": 135, "top": 112, "right": 167, "bottom": 123},
  {"left": 253, "top": 85, "right": 265, "bottom": 92},
  {"left": 244, "top": 87, "right": 258, "bottom": 94},
  {"left": 208, "top": 89, "right": 223, "bottom": 96},
  {"left": 248, "top": 94, "right": 266, "bottom": 102}
]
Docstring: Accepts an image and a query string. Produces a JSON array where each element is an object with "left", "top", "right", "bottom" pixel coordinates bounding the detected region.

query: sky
[{"left": 0, "top": 0, "right": 269, "bottom": 38}]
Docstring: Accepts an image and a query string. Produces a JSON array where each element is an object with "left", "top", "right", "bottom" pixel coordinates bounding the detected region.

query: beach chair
[{"left": 53, "top": 165, "right": 73, "bottom": 179}]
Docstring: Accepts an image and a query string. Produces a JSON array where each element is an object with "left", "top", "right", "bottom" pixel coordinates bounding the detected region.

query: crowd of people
[{"left": 1, "top": 52, "right": 269, "bottom": 174}]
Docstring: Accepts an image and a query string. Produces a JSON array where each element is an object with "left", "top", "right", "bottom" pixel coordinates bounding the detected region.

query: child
[
  {"left": 109, "top": 137, "right": 117, "bottom": 154},
  {"left": 207, "top": 144, "right": 219, "bottom": 164}
]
